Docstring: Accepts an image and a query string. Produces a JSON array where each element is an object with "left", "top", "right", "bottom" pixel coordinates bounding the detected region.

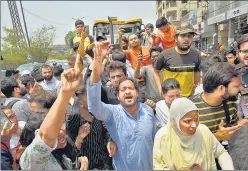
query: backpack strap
[
  {"left": 1, "top": 142, "right": 9, "bottom": 152},
  {"left": 6, "top": 100, "right": 20, "bottom": 109}
]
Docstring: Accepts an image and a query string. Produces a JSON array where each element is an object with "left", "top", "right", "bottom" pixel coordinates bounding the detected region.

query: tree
[
  {"left": 1, "top": 25, "right": 56, "bottom": 63},
  {"left": 29, "top": 25, "right": 56, "bottom": 62},
  {"left": 64, "top": 30, "right": 77, "bottom": 48}
]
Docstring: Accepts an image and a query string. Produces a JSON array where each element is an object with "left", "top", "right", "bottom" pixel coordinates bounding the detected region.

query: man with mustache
[
  {"left": 1, "top": 77, "right": 31, "bottom": 122},
  {"left": 153, "top": 23, "right": 201, "bottom": 97},
  {"left": 39, "top": 64, "right": 60, "bottom": 94}
]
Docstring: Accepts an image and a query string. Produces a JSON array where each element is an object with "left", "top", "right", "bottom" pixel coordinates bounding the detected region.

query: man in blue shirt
[{"left": 87, "top": 41, "right": 156, "bottom": 170}]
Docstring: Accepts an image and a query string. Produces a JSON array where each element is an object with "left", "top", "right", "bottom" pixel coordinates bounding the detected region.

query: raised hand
[
  {"left": 118, "top": 29, "right": 125, "bottom": 37},
  {"left": 144, "top": 99, "right": 156, "bottom": 110},
  {"left": 60, "top": 68, "right": 83, "bottom": 94},
  {"left": 77, "top": 123, "right": 91, "bottom": 140}
]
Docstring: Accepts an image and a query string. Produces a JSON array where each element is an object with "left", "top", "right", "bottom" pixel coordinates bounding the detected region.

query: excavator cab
[{"left": 93, "top": 17, "right": 144, "bottom": 48}]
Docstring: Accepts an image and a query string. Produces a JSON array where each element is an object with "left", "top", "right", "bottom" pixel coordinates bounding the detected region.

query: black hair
[
  {"left": 161, "top": 78, "right": 180, "bottom": 94},
  {"left": 31, "top": 65, "right": 44, "bottom": 82},
  {"left": 146, "top": 23, "right": 154, "bottom": 29},
  {"left": 75, "top": 20, "right": 84, "bottom": 27},
  {"left": 149, "top": 46, "right": 163, "bottom": 57},
  {"left": 237, "top": 34, "right": 248, "bottom": 50},
  {"left": 53, "top": 64, "right": 64, "bottom": 77},
  {"left": 5, "top": 69, "right": 19, "bottom": 77},
  {"left": 30, "top": 90, "right": 57, "bottom": 109},
  {"left": 116, "top": 77, "right": 139, "bottom": 94},
  {"left": 1, "top": 77, "right": 18, "bottom": 98},
  {"left": 107, "top": 61, "right": 127, "bottom": 76},
  {"left": 122, "top": 36, "right": 128, "bottom": 44},
  {"left": 19, "top": 110, "right": 47, "bottom": 147},
  {"left": 19, "top": 74, "right": 35, "bottom": 88},
  {"left": 156, "top": 17, "right": 168, "bottom": 28},
  {"left": 112, "top": 49, "right": 127, "bottom": 63},
  {"left": 200, "top": 55, "right": 224, "bottom": 74},
  {"left": 40, "top": 64, "right": 53, "bottom": 72},
  {"left": 225, "top": 49, "right": 236, "bottom": 57},
  {"left": 203, "top": 62, "right": 243, "bottom": 93}
]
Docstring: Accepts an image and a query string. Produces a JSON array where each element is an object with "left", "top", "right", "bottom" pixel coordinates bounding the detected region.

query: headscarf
[{"left": 160, "top": 97, "right": 213, "bottom": 170}]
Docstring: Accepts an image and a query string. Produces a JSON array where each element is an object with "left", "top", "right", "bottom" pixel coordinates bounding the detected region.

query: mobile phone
[
  {"left": 0, "top": 110, "right": 12, "bottom": 130},
  {"left": 112, "top": 44, "right": 120, "bottom": 50},
  {"left": 84, "top": 25, "right": 89, "bottom": 34}
]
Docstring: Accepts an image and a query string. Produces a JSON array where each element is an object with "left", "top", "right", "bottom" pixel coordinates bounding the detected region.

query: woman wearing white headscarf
[{"left": 153, "top": 97, "right": 234, "bottom": 170}]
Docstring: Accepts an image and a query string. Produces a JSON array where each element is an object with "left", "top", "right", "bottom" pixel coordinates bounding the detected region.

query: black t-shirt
[{"left": 154, "top": 47, "right": 201, "bottom": 97}]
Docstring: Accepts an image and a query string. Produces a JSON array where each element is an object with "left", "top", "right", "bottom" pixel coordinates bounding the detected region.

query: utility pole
[
  {"left": 7, "top": 0, "right": 27, "bottom": 48},
  {"left": 19, "top": 0, "right": 32, "bottom": 58}
]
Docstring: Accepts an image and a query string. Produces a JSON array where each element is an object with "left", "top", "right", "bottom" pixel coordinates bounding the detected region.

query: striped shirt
[
  {"left": 190, "top": 93, "right": 239, "bottom": 133},
  {"left": 67, "top": 114, "right": 112, "bottom": 170}
]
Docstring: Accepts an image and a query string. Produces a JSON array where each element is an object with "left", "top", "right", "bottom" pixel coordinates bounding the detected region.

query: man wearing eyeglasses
[{"left": 236, "top": 34, "right": 248, "bottom": 119}]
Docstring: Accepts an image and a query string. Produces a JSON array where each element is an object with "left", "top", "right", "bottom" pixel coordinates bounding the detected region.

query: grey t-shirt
[{"left": 140, "top": 65, "right": 160, "bottom": 101}]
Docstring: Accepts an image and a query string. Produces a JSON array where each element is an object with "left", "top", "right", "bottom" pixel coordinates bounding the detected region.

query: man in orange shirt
[
  {"left": 118, "top": 30, "right": 152, "bottom": 69},
  {"left": 149, "top": 17, "right": 177, "bottom": 50}
]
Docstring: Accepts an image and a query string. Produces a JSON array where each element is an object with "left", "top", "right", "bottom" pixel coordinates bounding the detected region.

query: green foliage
[
  {"left": 48, "top": 53, "right": 68, "bottom": 60},
  {"left": 64, "top": 30, "right": 77, "bottom": 48},
  {"left": 1, "top": 25, "right": 56, "bottom": 66},
  {"left": 1, "top": 54, "right": 28, "bottom": 70}
]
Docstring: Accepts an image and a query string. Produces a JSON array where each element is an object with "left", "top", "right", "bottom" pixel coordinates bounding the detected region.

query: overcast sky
[{"left": 1, "top": 1, "right": 157, "bottom": 45}]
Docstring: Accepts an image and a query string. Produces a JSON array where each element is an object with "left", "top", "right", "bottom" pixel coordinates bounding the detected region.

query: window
[{"left": 182, "top": 0, "right": 188, "bottom": 3}]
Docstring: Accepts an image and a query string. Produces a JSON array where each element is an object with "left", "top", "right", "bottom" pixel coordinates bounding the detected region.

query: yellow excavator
[{"left": 92, "top": 17, "right": 145, "bottom": 46}]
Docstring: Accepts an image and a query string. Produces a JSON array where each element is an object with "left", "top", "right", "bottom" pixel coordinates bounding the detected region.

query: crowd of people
[{"left": 1, "top": 16, "right": 248, "bottom": 170}]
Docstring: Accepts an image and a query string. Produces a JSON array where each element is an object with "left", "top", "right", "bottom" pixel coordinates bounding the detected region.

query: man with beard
[
  {"left": 87, "top": 42, "right": 156, "bottom": 170},
  {"left": 236, "top": 34, "right": 248, "bottom": 119},
  {"left": 118, "top": 30, "right": 152, "bottom": 69},
  {"left": 153, "top": 23, "right": 201, "bottom": 97},
  {"left": 1, "top": 77, "right": 31, "bottom": 122},
  {"left": 39, "top": 64, "right": 60, "bottom": 94}
]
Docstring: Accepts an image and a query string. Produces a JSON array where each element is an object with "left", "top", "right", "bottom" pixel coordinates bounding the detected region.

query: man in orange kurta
[
  {"left": 118, "top": 31, "right": 152, "bottom": 69},
  {"left": 150, "top": 17, "right": 177, "bottom": 50}
]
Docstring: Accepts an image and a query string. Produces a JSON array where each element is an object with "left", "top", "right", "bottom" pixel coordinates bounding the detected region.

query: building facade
[{"left": 207, "top": 1, "right": 248, "bottom": 49}]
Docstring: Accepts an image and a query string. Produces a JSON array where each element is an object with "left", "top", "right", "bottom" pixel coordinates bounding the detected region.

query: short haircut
[
  {"left": 41, "top": 64, "right": 53, "bottom": 72},
  {"left": 237, "top": 34, "right": 248, "bottom": 50},
  {"left": 31, "top": 65, "right": 44, "bottom": 82},
  {"left": 75, "top": 20, "right": 84, "bottom": 27},
  {"left": 30, "top": 90, "right": 57, "bottom": 109},
  {"left": 19, "top": 75, "right": 35, "bottom": 87},
  {"left": 67, "top": 53, "right": 77, "bottom": 61},
  {"left": 19, "top": 110, "right": 47, "bottom": 147},
  {"left": 122, "top": 36, "right": 128, "bottom": 44},
  {"left": 107, "top": 61, "right": 127, "bottom": 76},
  {"left": 116, "top": 78, "right": 139, "bottom": 94},
  {"left": 225, "top": 49, "right": 236, "bottom": 57},
  {"left": 161, "top": 78, "right": 180, "bottom": 94},
  {"left": 112, "top": 49, "right": 126, "bottom": 63},
  {"left": 203, "top": 62, "right": 242, "bottom": 93},
  {"left": 5, "top": 69, "right": 19, "bottom": 77},
  {"left": 200, "top": 55, "right": 224, "bottom": 74},
  {"left": 149, "top": 46, "right": 163, "bottom": 56},
  {"left": 1, "top": 77, "right": 18, "bottom": 98},
  {"left": 146, "top": 23, "right": 154, "bottom": 29},
  {"left": 53, "top": 64, "right": 64, "bottom": 77},
  {"left": 75, "top": 85, "right": 87, "bottom": 97},
  {"left": 156, "top": 17, "right": 168, "bottom": 28}
]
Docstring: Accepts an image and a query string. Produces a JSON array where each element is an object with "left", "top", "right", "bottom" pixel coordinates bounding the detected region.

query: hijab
[{"left": 160, "top": 97, "right": 213, "bottom": 170}]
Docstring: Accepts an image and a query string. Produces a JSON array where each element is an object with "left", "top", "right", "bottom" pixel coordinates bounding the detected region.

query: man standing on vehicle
[
  {"left": 118, "top": 30, "right": 152, "bottom": 69},
  {"left": 149, "top": 17, "right": 177, "bottom": 50},
  {"left": 69, "top": 20, "right": 94, "bottom": 58},
  {"left": 153, "top": 22, "right": 201, "bottom": 97},
  {"left": 141, "top": 23, "right": 154, "bottom": 48}
]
